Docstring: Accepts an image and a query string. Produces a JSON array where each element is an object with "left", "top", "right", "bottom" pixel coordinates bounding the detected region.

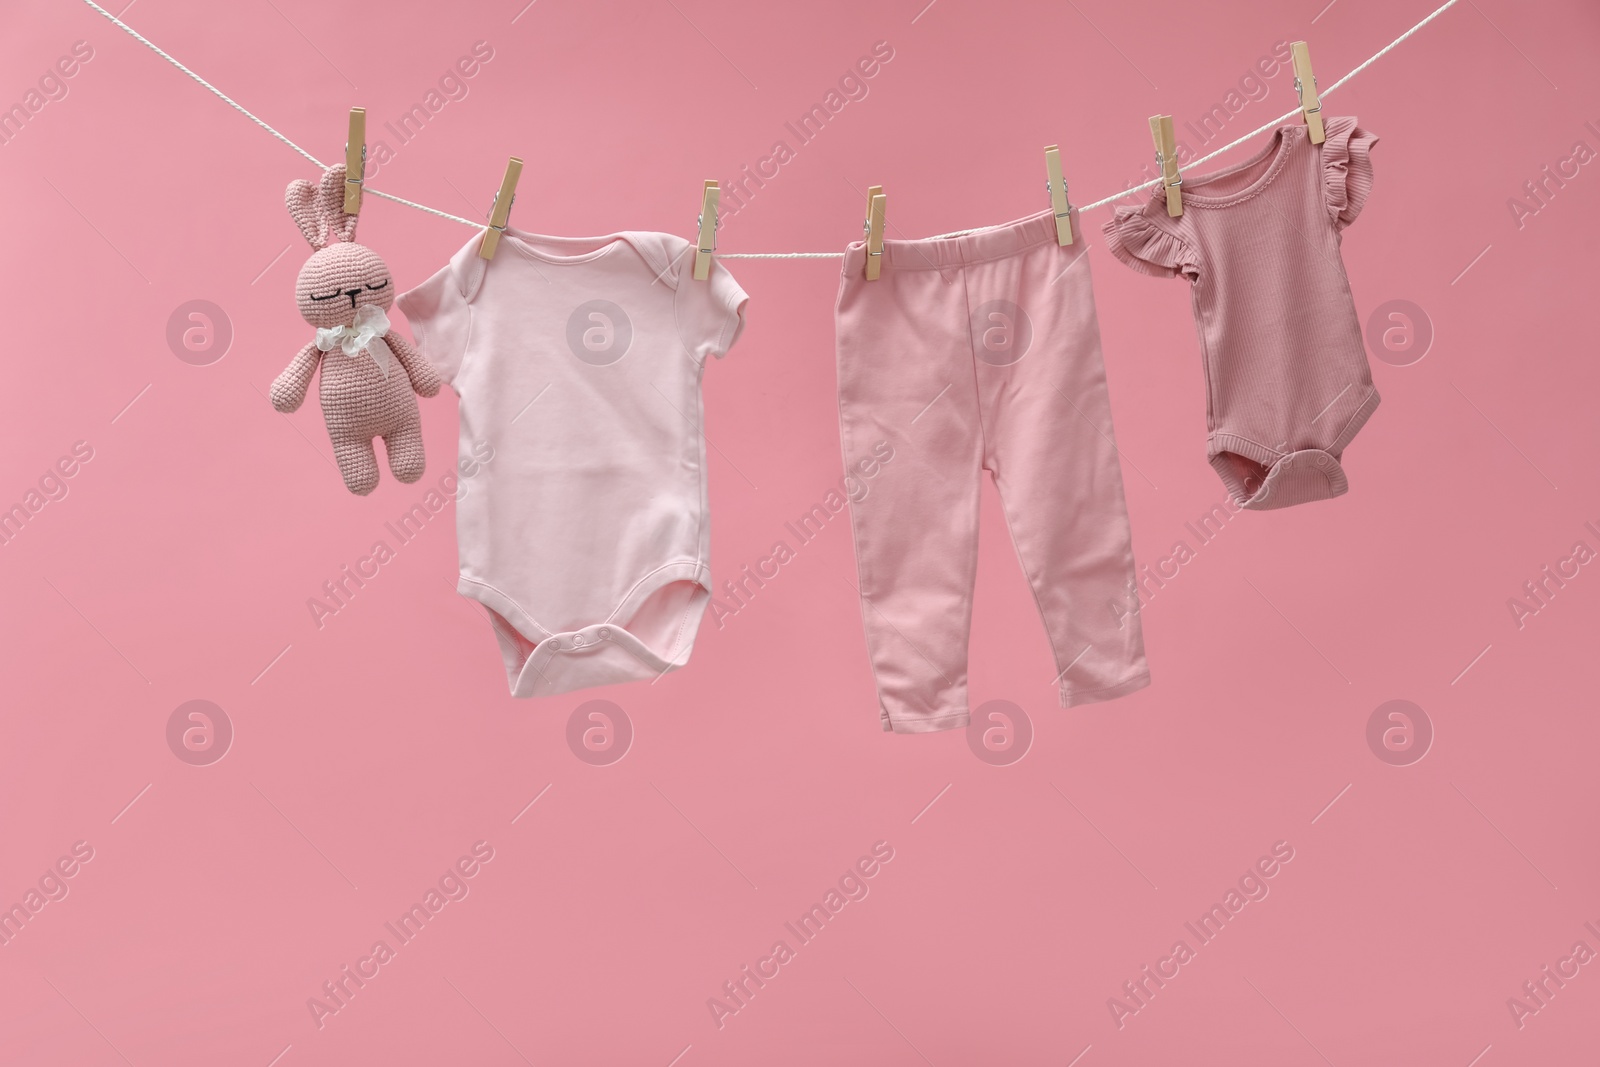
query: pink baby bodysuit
[
  {"left": 398, "top": 229, "right": 748, "bottom": 697},
  {"left": 1104, "top": 116, "right": 1379, "bottom": 510}
]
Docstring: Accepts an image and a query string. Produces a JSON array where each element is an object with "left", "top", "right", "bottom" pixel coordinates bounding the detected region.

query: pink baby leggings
[{"left": 835, "top": 209, "right": 1150, "bottom": 733}]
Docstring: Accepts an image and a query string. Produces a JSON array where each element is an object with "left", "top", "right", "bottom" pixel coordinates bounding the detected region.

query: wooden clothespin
[
  {"left": 1043, "top": 145, "right": 1073, "bottom": 246},
  {"left": 343, "top": 107, "right": 366, "bottom": 214},
  {"left": 479, "top": 157, "right": 523, "bottom": 260},
  {"left": 693, "top": 180, "right": 719, "bottom": 281},
  {"left": 1290, "top": 41, "right": 1326, "bottom": 144},
  {"left": 1148, "top": 115, "right": 1182, "bottom": 217},
  {"left": 863, "top": 185, "right": 886, "bottom": 280}
]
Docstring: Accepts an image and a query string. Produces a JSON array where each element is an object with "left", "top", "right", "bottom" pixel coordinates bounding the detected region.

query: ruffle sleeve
[
  {"left": 1102, "top": 206, "right": 1200, "bottom": 281},
  {"left": 1321, "top": 116, "right": 1377, "bottom": 230}
]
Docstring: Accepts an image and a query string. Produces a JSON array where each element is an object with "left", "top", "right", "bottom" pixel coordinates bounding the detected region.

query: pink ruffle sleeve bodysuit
[{"left": 1105, "top": 116, "right": 1380, "bottom": 510}]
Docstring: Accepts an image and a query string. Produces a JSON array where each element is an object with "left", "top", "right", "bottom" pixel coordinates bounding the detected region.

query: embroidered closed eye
[{"left": 308, "top": 279, "right": 389, "bottom": 302}]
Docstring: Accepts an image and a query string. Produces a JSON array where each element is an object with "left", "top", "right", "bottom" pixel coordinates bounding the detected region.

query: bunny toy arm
[
  {"left": 386, "top": 332, "right": 442, "bottom": 398},
  {"left": 270, "top": 341, "right": 323, "bottom": 413}
]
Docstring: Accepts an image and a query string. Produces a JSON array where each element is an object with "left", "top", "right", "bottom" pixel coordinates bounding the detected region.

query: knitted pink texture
[
  {"left": 1103, "top": 117, "right": 1379, "bottom": 510},
  {"left": 270, "top": 165, "right": 441, "bottom": 495}
]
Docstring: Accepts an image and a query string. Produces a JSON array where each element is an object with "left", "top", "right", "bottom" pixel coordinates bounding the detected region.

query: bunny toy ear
[
  {"left": 285, "top": 164, "right": 359, "bottom": 249},
  {"left": 285, "top": 177, "right": 324, "bottom": 249}
]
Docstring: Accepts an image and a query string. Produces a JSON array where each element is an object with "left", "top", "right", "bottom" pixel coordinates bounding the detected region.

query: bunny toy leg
[
  {"left": 271, "top": 342, "right": 323, "bottom": 413},
  {"left": 386, "top": 332, "right": 442, "bottom": 398},
  {"left": 382, "top": 419, "right": 427, "bottom": 484},
  {"left": 331, "top": 434, "right": 381, "bottom": 496}
]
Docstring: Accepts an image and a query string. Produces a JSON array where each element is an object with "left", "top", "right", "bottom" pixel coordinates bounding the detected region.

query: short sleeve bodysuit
[
  {"left": 398, "top": 230, "right": 748, "bottom": 697},
  {"left": 1104, "top": 117, "right": 1380, "bottom": 510}
]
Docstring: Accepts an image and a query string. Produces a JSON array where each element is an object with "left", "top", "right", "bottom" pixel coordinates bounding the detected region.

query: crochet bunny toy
[{"left": 270, "top": 164, "right": 440, "bottom": 495}]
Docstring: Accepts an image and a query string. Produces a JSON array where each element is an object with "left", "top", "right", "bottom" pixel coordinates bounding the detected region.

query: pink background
[{"left": 2, "top": 0, "right": 1598, "bottom": 1063}]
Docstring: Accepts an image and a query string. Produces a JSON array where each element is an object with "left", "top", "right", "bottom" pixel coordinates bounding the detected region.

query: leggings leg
[
  {"left": 837, "top": 265, "right": 984, "bottom": 733},
  {"left": 974, "top": 243, "right": 1150, "bottom": 707}
]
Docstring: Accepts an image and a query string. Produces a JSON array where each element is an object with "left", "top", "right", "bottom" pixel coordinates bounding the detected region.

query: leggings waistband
[{"left": 843, "top": 207, "right": 1072, "bottom": 274}]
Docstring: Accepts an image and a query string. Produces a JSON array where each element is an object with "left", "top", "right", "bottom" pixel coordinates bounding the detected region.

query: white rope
[
  {"left": 848, "top": 0, "right": 1462, "bottom": 250},
  {"left": 1062, "top": 0, "right": 1465, "bottom": 217},
  {"left": 716, "top": 252, "right": 846, "bottom": 259},
  {"left": 82, "top": 0, "right": 1459, "bottom": 258},
  {"left": 80, "top": 0, "right": 483, "bottom": 228}
]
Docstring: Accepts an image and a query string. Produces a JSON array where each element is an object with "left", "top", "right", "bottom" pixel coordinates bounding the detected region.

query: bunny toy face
[
  {"left": 296, "top": 242, "right": 394, "bottom": 329},
  {"left": 286, "top": 163, "right": 394, "bottom": 328}
]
